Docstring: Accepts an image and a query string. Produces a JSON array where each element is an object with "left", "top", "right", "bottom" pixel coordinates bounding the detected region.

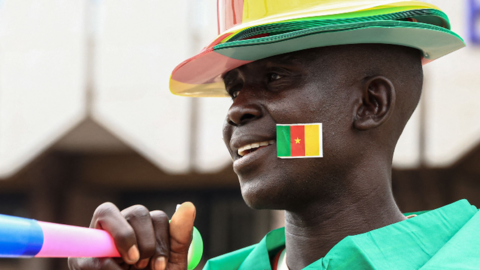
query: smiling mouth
[{"left": 238, "top": 140, "right": 275, "bottom": 157}]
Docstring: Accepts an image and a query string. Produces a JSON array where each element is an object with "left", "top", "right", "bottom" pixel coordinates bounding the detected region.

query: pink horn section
[{"left": 36, "top": 222, "right": 120, "bottom": 258}]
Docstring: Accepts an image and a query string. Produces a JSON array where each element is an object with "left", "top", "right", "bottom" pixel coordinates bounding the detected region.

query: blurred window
[{"left": 469, "top": 0, "right": 480, "bottom": 44}]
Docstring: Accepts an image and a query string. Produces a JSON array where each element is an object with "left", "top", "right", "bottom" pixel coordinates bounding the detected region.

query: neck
[{"left": 284, "top": 166, "right": 405, "bottom": 270}]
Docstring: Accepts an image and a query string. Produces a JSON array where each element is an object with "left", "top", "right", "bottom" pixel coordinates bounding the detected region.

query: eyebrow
[{"left": 223, "top": 53, "right": 303, "bottom": 83}]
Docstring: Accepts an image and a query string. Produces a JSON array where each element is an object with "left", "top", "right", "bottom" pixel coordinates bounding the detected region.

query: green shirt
[{"left": 204, "top": 200, "right": 480, "bottom": 270}]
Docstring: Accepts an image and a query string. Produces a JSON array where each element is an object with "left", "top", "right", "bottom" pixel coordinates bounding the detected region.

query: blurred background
[{"left": 0, "top": 0, "right": 478, "bottom": 269}]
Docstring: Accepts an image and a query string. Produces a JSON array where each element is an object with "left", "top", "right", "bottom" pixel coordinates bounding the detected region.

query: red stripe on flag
[{"left": 290, "top": 126, "right": 305, "bottom": 156}]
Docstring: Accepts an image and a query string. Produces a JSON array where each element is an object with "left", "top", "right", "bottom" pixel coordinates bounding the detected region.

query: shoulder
[
  {"left": 203, "top": 227, "right": 286, "bottom": 270},
  {"left": 203, "top": 244, "right": 257, "bottom": 270},
  {"left": 321, "top": 200, "right": 480, "bottom": 269}
]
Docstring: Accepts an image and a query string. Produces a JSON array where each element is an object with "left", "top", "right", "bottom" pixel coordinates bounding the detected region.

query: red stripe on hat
[
  {"left": 219, "top": 0, "right": 244, "bottom": 33},
  {"left": 171, "top": 51, "right": 252, "bottom": 85}
]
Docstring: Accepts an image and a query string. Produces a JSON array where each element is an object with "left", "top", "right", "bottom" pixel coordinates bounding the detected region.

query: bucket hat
[{"left": 170, "top": 0, "right": 465, "bottom": 97}]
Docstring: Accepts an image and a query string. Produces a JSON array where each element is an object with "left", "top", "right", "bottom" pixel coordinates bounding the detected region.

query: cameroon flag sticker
[{"left": 276, "top": 123, "right": 323, "bottom": 159}]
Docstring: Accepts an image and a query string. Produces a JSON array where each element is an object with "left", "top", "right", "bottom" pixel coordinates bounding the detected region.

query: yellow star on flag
[{"left": 295, "top": 137, "right": 301, "bottom": 144}]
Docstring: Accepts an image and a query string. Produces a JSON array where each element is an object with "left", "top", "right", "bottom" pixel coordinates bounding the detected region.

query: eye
[
  {"left": 268, "top": 73, "right": 283, "bottom": 82},
  {"left": 231, "top": 90, "right": 240, "bottom": 100}
]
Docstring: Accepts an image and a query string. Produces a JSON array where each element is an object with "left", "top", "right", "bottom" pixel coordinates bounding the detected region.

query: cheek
[
  {"left": 222, "top": 120, "right": 234, "bottom": 153},
  {"left": 321, "top": 112, "right": 356, "bottom": 164},
  {"left": 222, "top": 119, "right": 231, "bottom": 138},
  {"left": 270, "top": 88, "right": 353, "bottom": 156},
  {"left": 268, "top": 88, "right": 332, "bottom": 123}
]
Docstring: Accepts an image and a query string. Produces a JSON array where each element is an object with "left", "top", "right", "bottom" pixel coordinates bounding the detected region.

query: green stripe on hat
[
  {"left": 226, "top": 9, "right": 450, "bottom": 42},
  {"left": 214, "top": 21, "right": 464, "bottom": 61}
]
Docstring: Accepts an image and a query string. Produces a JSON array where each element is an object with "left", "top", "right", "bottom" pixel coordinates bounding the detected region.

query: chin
[
  {"left": 238, "top": 176, "right": 291, "bottom": 210},
  {"left": 241, "top": 194, "right": 277, "bottom": 210}
]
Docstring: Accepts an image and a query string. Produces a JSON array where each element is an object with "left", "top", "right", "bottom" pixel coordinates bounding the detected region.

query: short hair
[{"left": 302, "top": 44, "right": 423, "bottom": 141}]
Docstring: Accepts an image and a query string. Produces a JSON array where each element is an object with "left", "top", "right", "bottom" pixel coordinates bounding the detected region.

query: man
[{"left": 68, "top": 1, "right": 477, "bottom": 270}]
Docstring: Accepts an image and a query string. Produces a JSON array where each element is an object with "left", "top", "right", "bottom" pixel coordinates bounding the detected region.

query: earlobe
[{"left": 353, "top": 76, "right": 396, "bottom": 131}]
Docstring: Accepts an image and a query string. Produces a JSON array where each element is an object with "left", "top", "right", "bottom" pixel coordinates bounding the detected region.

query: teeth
[{"left": 238, "top": 140, "right": 275, "bottom": 156}]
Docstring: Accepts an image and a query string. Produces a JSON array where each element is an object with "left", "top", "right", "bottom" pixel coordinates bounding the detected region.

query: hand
[{"left": 68, "top": 202, "right": 196, "bottom": 270}]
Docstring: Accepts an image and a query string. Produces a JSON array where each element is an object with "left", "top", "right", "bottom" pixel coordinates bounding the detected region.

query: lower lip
[{"left": 233, "top": 145, "right": 273, "bottom": 172}]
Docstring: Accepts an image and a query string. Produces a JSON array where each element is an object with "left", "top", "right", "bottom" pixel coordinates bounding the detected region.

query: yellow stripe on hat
[
  {"left": 305, "top": 124, "right": 320, "bottom": 157},
  {"left": 233, "top": 0, "right": 440, "bottom": 34},
  {"left": 170, "top": 78, "right": 228, "bottom": 97}
]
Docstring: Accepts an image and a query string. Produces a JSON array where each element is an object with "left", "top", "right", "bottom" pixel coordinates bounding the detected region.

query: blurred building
[{"left": 0, "top": 1, "right": 478, "bottom": 269}]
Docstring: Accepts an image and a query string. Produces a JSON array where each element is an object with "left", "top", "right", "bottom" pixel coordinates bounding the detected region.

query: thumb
[{"left": 168, "top": 202, "right": 196, "bottom": 269}]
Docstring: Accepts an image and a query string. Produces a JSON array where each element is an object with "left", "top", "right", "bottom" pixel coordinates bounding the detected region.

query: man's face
[{"left": 222, "top": 47, "right": 359, "bottom": 210}]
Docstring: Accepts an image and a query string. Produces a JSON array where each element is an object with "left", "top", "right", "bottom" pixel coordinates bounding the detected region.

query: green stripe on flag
[{"left": 277, "top": 126, "right": 291, "bottom": 157}]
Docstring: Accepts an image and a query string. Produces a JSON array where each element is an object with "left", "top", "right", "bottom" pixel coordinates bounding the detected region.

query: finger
[
  {"left": 167, "top": 202, "right": 196, "bottom": 269},
  {"left": 149, "top": 210, "right": 170, "bottom": 270},
  {"left": 67, "top": 257, "right": 123, "bottom": 270},
  {"left": 90, "top": 202, "right": 140, "bottom": 265},
  {"left": 121, "top": 205, "right": 156, "bottom": 269}
]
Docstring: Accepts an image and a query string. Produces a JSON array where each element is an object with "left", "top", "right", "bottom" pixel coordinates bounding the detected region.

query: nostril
[
  {"left": 228, "top": 119, "right": 237, "bottom": 126},
  {"left": 227, "top": 104, "right": 263, "bottom": 127},
  {"left": 240, "top": 113, "right": 255, "bottom": 123}
]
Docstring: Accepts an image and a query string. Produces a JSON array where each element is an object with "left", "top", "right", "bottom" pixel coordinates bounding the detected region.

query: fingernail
[
  {"left": 126, "top": 245, "right": 140, "bottom": 264},
  {"left": 136, "top": 258, "right": 149, "bottom": 269},
  {"left": 155, "top": 256, "right": 166, "bottom": 270}
]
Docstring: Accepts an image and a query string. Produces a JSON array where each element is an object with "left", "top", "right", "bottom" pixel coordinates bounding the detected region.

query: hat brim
[{"left": 170, "top": 21, "right": 465, "bottom": 97}]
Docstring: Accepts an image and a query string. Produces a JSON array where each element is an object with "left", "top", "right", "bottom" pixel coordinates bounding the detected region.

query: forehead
[
  {"left": 245, "top": 51, "right": 310, "bottom": 70},
  {"left": 223, "top": 46, "right": 357, "bottom": 84},
  {"left": 224, "top": 49, "right": 324, "bottom": 79}
]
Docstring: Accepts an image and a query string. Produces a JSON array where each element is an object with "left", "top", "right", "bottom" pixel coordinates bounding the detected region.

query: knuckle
[
  {"left": 150, "top": 210, "right": 169, "bottom": 223},
  {"left": 123, "top": 205, "right": 150, "bottom": 220},
  {"left": 93, "top": 202, "right": 117, "bottom": 218},
  {"left": 91, "top": 203, "right": 119, "bottom": 228}
]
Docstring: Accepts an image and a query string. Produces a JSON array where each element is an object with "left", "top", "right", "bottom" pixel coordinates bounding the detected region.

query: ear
[{"left": 353, "top": 76, "right": 396, "bottom": 131}]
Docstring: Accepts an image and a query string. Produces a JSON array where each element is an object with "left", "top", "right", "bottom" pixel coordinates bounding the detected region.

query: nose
[{"left": 227, "top": 98, "right": 263, "bottom": 127}]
